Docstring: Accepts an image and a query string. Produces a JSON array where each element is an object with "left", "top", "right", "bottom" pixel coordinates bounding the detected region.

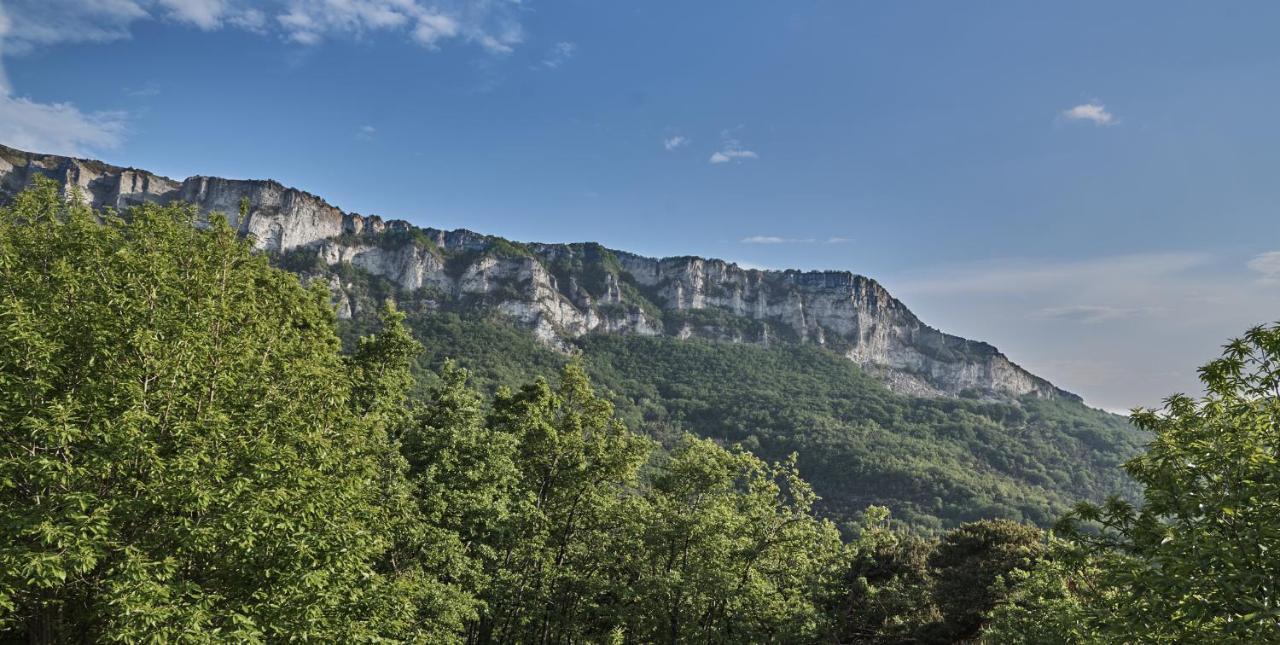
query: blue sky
[{"left": 2, "top": 1, "right": 1277, "bottom": 411}]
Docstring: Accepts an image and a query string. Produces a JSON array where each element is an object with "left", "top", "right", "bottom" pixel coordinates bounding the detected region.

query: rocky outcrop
[{"left": 0, "top": 143, "right": 1077, "bottom": 401}]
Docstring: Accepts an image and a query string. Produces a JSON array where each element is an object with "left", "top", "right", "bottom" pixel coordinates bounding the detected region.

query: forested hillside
[
  {"left": 5, "top": 182, "right": 1279, "bottom": 643},
  {"left": 0, "top": 145, "right": 1149, "bottom": 533},
  {"left": 326, "top": 260, "right": 1144, "bottom": 533}
]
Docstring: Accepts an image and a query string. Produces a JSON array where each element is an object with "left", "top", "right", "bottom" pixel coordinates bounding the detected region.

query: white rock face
[{"left": 0, "top": 143, "right": 1076, "bottom": 401}]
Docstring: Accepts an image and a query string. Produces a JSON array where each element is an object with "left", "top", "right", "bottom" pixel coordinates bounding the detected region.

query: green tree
[
  {"left": 476, "top": 363, "right": 650, "bottom": 643},
  {"left": 835, "top": 506, "right": 939, "bottom": 643},
  {"left": 980, "top": 538, "right": 1123, "bottom": 645},
  {"left": 402, "top": 359, "right": 522, "bottom": 641},
  {"left": 0, "top": 180, "right": 454, "bottom": 641},
  {"left": 1081, "top": 324, "right": 1280, "bottom": 640},
  {"left": 926, "top": 519, "right": 1044, "bottom": 642},
  {"left": 988, "top": 323, "right": 1280, "bottom": 643},
  {"left": 621, "top": 436, "right": 846, "bottom": 644},
  {"left": 347, "top": 305, "right": 480, "bottom": 642}
]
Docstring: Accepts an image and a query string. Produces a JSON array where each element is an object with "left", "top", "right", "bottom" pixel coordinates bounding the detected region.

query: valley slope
[{"left": 0, "top": 144, "right": 1144, "bottom": 531}]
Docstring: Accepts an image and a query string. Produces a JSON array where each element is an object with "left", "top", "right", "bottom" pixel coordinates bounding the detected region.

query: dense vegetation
[
  {"left": 337, "top": 296, "right": 1143, "bottom": 534},
  {"left": 4, "top": 182, "right": 1277, "bottom": 642}
]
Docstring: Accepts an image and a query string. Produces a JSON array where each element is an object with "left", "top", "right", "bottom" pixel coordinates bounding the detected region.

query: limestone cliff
[{"left": 0, "top": 143, "right": 1076, "bottom": 401}]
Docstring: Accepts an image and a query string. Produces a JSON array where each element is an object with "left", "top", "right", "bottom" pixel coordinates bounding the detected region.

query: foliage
[
  {"left": 990, "top": 323, "right": 1280, "bottom": 643},
  {"left": 15, "top": 182, "right": 1261, "bottom": 644},
  {"left": 834, "top": 506, "right": 940, "bottom": 642},
  {"left": 980, "top": 538, "right": 1123, "bottom": 644},
  {"left": 0, "top": 179, "right": 460, "bottom": 641},
  {"left": 618, "top": 436, "right": 847, "bottom": 643},
  {"left": 980, "top": 324, "right": 1280, "bottom": 643},
  {"left": 926, "top": 519, "right": 1045, "bottom": 642},
  {"left": 578, "top": 334, "right": 1143, "bottom": 533}
]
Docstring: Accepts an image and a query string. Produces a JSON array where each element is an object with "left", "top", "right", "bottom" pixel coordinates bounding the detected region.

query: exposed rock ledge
[{"left": 0, "top": 143, "right": 1078, "bottom": 402}]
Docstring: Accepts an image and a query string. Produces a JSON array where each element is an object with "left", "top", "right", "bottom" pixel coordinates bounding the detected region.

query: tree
[
  {"left": 475, "top": 362, "right": 650, "bottom": 643},
  {"left": 989, "top": 323, "right": 1280, "bottom": 642},
  {"left": 0, "top": 180, "right": 453, "bottom": 641},
  {"left": 621, "top": 436, "right": 847, "bottom": 644},
  {"left": 402, "top": 359, "right": 522, "bottom": 641},
  {"left": 835, "top": 506, "right": 939, "bottom": 643},
  {"left": 926, "top": 519, "right": 1044, "bottom": 642},
  {"left": 980, "top": 538, "right": 1123, "bottom": 645}
]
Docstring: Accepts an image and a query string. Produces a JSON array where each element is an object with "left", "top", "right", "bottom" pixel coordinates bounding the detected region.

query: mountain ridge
[{"left": 0, "top": 143, "right": 1077, "bottom": 402}]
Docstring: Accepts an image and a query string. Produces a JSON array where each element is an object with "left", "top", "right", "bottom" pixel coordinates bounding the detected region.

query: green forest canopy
[{"left": 4, "top": 181, "right": 1277, "bottom": 643}]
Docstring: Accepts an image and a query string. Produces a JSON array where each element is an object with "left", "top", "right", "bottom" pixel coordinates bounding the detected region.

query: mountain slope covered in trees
[
  {"left": 0, "top": 144, "right": 1149, "bottom": 534},
  {"left": 7, "top": 179, "right": 1278, "bottom": 644},
  {"left": 322, "top": 256, "right": 1142, "bottom": 532},
  {"left": 336, "top": 299, "right": 1141, "bottom": 534}
]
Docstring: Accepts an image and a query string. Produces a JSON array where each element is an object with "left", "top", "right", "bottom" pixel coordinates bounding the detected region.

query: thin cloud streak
[
  {"left": 1248, "top": 250, "right": 1280, "bottom": 285},
  {"left": 895, "top": 253, "right": 1208, "bottom": 295},
  {"left": 538, "top": 41, "right": 575, "bottom": 68},
  {"left": 886, "top": 252, "right": 1276, "bottom": 411},
  {"left": 740, "top": 235, "right": 851, "bottom": 245}
]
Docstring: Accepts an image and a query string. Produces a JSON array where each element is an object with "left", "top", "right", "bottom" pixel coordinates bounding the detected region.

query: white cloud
[
  {"left": 0, "top": 0, "right": 529, "bottom": 155},
  {"left": 0, "top": 3, "right": 127, "bottom": 155},
  {"left": 740, "top": 235, "right": 850, "bottom": 245},
  {"left": 412, "top": 13, "right": 460, "bottom": 47},
  {"left": 228, "top": 7, "right": 267, "bottom": 31},
  {"left": 538, "top": 41, "right": 575, "bottom": 69},
  {"left": 272, "top": 0, "right": 521, "bottom": 53},
  {"left": 1248, "top": 251, "right": 1280, "bottom": 285},
  {"left": 663, "top": 135, "right": 688, "bottom": 151},
  {"left": 157, "top": 0, "right": 231, "bottom": 29},
  {"left": 0, "top": 94, "right": 127, "bottom": 156},
  {"left": 1061, "top": 102, "right": 1116, "bottom": 126},
  {"left": 710, "top": 130, "right": 758, "bottom": 164},
  {"left": 0, "top": 0, "right": 148, "bottom": 57},
  {"left": 709, "top": 148, "right": 757, "bottom": 164},
  {"left": 357, "top": 124, "right": 376, "bottom": 140},
  {"left": 0, "top": 1, "right": 524, "bottom": 55}
]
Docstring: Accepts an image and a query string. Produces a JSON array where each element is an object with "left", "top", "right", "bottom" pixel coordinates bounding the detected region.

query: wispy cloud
[
  {"left": 0, "top": 2, "right": 128, "bottom": 155},
  {"left": 1031, "top": 304, "right": 1160, "bottom": 324},
  {"left": 1, "top": 1, "right": 525, "bottom": 56},
  {"left": 357, "top": 124, "right": 376, "bottom": 140},
  {"left": 1061, "top": 102, "right": 1116, "bottom": 126},
  {"left": 0, "top": 0, "right": 529, "bottom": 155},
  {"left": 710, "top": 149, "right": 757, "bottom": 164},
  {"left": 156, "top": 0, "right": 234, "bottom": 30},
  {"left": 0, "top": 1, "right": 146, "bottom": 58},
  {"left": 0, "top": 94, "right": 127, "bottom": 156},
  {"left": 663, "top": 135, "right": 689, "bottom": 151},
  {"left": 277, "top": 0, "right": 520, "bottom": 53},
  {"left": 888, "top": 251, "right": 1276, "bottom": 410},
  {"left": 740, "top": 235, "right": 850, "bottom": 245},
  {"left": 1248, "top": 251, "right": 1280, "bottom": 285},
  {"left": 126, "top": 81, "right": 162, "bottom": 98},
  {"left": 896, "top": 253, "right": 1207, "bottom": 295},
  {"left": 710, "top": 129, "right": 758, "bottom": 164},
  {"left": 537, "top": 41, "right": 575, "bottom": 69}
]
